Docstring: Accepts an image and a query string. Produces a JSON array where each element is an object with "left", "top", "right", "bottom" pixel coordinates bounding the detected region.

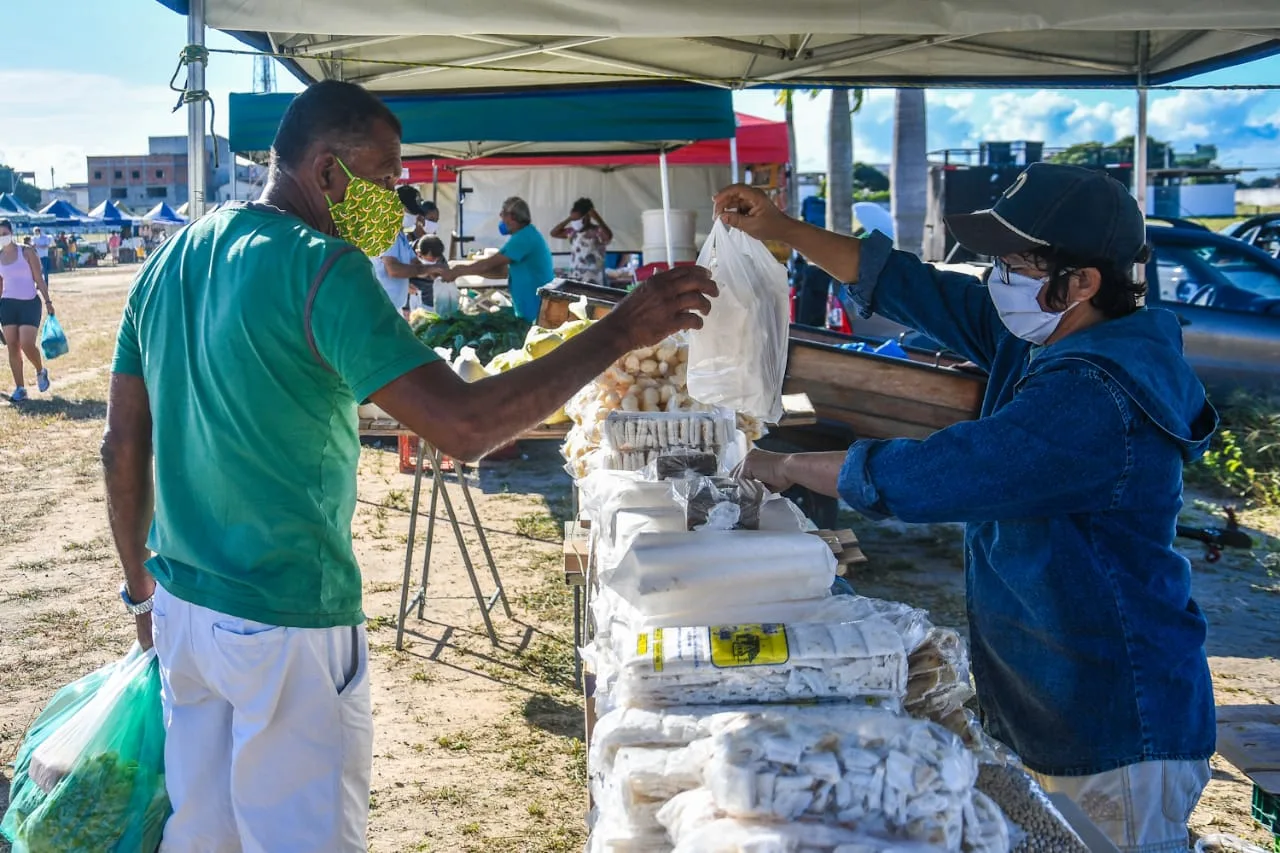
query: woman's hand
[
  {"left": 713, "top": 184, "right": 792, "bottom": 242},
  {"left": 742, "top": 449, "right": 795, "bottom": 493},
  {"left": 44, "top": 299, "right": 54, "bottom": 317}
]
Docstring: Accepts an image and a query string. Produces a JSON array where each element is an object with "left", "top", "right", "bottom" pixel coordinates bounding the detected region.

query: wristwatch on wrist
[{"left": 120, "top": 583, "right": 155, "bottom": 616}]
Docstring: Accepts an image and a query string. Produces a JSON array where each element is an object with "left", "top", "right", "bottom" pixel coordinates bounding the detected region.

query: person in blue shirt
[
  {"left": 718, "top": 163, "right": 1218, "bottom": 853},
  {"left": 429, "top": 196, "right": 553, "bottom": 322}
]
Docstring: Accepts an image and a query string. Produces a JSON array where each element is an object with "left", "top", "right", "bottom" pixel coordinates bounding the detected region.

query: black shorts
[{"left": 0, "top": 297, "right": 41, "bottom": 329}]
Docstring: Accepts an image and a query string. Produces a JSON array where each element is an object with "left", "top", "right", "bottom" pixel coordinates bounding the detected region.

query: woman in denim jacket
[{"left": 720, "top": 163, "right": 1218, "bottom": 853}]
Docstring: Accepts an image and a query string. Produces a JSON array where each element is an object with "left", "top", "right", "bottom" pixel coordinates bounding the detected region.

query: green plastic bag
[{"left": 1, "top": 644, "right": 171, "bottom": 852}]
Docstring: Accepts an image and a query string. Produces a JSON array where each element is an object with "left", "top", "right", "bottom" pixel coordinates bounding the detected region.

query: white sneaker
[{"left": 36, "top": 369, "right": 49, "bottom": 393}]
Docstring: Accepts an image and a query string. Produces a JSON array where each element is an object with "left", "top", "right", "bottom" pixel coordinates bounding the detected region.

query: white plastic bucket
[{"left": 641, "top": 209, "right": 697, "bottom": 249}]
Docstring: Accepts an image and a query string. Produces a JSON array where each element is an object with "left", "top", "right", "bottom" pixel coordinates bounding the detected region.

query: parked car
[
  {"left": 834, "top": 223, "right": 1280, "bottom": 393},
  {"left": 1218, "top": 213, "right": 1280, "bottom": 258}
]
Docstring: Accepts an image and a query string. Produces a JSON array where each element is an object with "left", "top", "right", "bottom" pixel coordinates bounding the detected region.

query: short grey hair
[{"left": 501, "top": 197, "right": 532, "bottom": 226}]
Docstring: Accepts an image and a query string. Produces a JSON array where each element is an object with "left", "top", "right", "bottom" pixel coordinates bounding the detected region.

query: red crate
[{"left": 398, "top": 435, "right": 518, "bottom": 475}]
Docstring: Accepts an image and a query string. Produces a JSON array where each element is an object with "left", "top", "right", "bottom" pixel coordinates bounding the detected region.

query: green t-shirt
[{"left": 112, "top": 205, "right": 438, "bottom": 628}]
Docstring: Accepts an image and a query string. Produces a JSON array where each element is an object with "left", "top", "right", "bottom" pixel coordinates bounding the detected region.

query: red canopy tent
[{"left": 404, "top": 112, "right": 787, "bottom": 184}]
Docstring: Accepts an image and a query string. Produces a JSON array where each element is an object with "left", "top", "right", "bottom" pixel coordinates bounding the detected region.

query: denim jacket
[{"left": 838, "top": 231, "right": 1218, "bottom": 776}]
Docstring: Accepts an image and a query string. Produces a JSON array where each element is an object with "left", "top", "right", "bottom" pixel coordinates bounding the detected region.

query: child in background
[{"left": 410, "top": 237, "right": 449, "bottom": 312}]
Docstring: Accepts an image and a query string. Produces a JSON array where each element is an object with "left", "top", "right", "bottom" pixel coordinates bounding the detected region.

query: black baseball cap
[
  {"left": 397, "top": 184, "right": 427, "bottom": 216},
  {"left": 945, "top": 162, "right": 1148, "bottom": 268}
]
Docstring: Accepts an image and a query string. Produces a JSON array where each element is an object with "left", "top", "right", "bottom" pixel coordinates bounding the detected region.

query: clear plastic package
[
  {"left": 688, "top": 221, "right": 790, "bottom": 423},
  {"left": 602, "top": 618, "right": 907, "bottom": 710}
]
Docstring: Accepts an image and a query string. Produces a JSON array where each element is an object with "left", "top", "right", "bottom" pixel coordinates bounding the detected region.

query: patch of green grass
[
  {"left": 1187, "top": 392, "right": 1280, "bottom": 508},
  {"left": 436, "top": 732, "right": 472, "bottom": 752},
  {"left": 410, "top": 667, "right": 437, "bottom": 684},
  {"left": 365, "top": 581, "right": 400, "bottom": 594},
  {"left": 515, "top": 512, "right": 562, "bottom": 542},
  {"left": 460, "top": 821, "right": 481, "bottom": 836},
  {"left": 384, "top": 488, "right": 410, "bottom": 510},
  {"left": 366, "top": 614, "right": 397, "bottom": 632},
  {"left": 526, "top": 801, "right": 547, "bottom": 818},
  {"left": 421, "top": 785, "right": 467, "bottom": 806},
  {"left": 520, "top": 637, "right": 576, "bottom": 689}
]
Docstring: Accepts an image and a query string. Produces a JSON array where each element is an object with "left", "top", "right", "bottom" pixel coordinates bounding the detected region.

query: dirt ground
[{"left": 0, "top": 266, "right": 1276, "bottom": 851}]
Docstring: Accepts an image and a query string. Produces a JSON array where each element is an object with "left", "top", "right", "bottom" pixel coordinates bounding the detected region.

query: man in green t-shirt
[{"left": 102, "top": 80, "right": 716, "bottom": 853}]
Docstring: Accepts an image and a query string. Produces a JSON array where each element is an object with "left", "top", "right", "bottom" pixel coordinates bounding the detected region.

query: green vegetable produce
[{"left": 413, "top": 308, "right": 530, "bottom": 365}]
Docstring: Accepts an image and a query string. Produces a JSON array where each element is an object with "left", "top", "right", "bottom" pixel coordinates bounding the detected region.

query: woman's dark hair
[
  {"left": 0, "top": 218, "right": 12, "bottom": 234},
  {"left": 421, "top": 200, "right": 439, "bottom": 217},
  {"left": 571, "top": 197, "right": 593, "bottom": 217},
  {"left": 396, "top": 184, "right": 424, "bottom": 215},
  {"left": 1027, "top": 244, "right": 1150, "bottom": 318},
  {"left": 415, "top": 236, "right": 445, "bottom": 259},
  {"left": 271, "top": 80, "right": 402, "bottom": 169}
]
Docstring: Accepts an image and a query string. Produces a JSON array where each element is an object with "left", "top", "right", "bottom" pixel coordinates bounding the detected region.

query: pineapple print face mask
[{"left": 326, "top": 157, "right": 403, "bottom": 257}]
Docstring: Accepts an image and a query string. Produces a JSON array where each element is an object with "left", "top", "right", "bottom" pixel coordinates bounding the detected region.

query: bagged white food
[
  {"left": 694, "top": 713, "right": 975, "bottom": 849},
  {"left": 602, "top": 618, "right": 907, "bottom": 709},
  {"left": 688, "top": 220, "right": 790, "bottom": 423},
  {"left": 659, "top": 800, "right": 943, "bottom": 853},
  {"left": 602, "top": 531, "right": 837, "bottom": 615}
]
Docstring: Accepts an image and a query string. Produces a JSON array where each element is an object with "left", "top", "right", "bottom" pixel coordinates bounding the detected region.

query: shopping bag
[
  {"left": 1, "top": 644, "right": 171, "bottom": 852},
  {"left": 39, "top": 315, "right": 69, "bottom": 361},
  {"left": 687, "top": 220, "right": 790, "bottom": 423}
]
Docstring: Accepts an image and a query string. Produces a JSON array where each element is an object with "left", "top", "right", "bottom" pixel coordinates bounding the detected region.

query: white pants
[
  {"left": 1033, "top": 759, "right": 1211, "bottom": 853},
  {"left": 151, "top": 585, "right": 374, "bottom": 853}
]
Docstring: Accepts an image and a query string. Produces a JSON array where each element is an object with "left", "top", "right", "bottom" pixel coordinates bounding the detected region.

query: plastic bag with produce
[{"left": 1, "top": 643, "right": 171, "bottom": 852}]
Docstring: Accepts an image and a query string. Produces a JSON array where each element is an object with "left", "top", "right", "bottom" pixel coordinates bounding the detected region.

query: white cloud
[{"left": 0, "top": 52, "right": 278, "bottom": 187}]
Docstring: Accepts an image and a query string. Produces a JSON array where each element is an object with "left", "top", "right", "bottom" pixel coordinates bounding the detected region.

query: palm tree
[
  {"left": 891, "top": 88, "right": 928, "bottom": 257},
  {"left": 826, "top": 87, "right": 865, "bottom": 235},
  {"left": 774, "top": 89, "right": 819, "bottom": 220}
]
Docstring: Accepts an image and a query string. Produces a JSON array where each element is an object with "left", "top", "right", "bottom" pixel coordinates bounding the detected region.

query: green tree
[
  {"left": 775, "top": 89, "right": 821, "bottom": 219},
  {"left": 1049, "top": 137, "right": 1173, "bottom": 167},
  {"left": 853, "top": 162, "right": 890, "bottom": 193},
  {"left": 826, "top": 87, "right": 865, "bottom": 235},
  {"left": 0, "top": 165, "right": 42, "bottom": 209}
]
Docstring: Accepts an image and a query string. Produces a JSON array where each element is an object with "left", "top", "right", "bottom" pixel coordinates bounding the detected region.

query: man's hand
[
  {"left": 713, "top": 184, "right": 793, "bottom": 242},
  {"left": 135, "top": 613, "right": 154, "bottom": 650},
  {"left": 608, "top": 265, "right": 718, "bottom": 352},
  {"left": 743, "top": 449, "right": 795, "bottom": 493}
]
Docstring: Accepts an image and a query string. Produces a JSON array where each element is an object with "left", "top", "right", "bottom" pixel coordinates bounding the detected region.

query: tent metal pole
[
  {"left": 432, "top": 161, "right": 439, "bottom": 206},
  {"left": 729, "top": 136, "right": 739, "bottom": 184},
  {"left": 1135, "top": 88, "right": 1148, "bottom": 217},
  {"left": 659, "top": 148, "right": 674, "bottom": 268},
  {"left": 186, "top": 0, "right": 207, "bottom": 219},
  {"left": 1134, "top": 31, "right": 1150, "bottom": 285}
]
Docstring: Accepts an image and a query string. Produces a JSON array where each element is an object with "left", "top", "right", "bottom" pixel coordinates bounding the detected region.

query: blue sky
[{"left": 3, "top": 1, "right": 1278, "bottom": 186}]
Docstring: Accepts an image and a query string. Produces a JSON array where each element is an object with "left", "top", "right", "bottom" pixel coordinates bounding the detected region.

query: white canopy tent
[{"left": 162, "top": 0, "right": 1279, "bottom": 226}]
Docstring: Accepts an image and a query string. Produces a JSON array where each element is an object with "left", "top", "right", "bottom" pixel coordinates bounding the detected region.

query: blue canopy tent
[
  {"left": 142, "top": 202, "right": 188, "bottom": 226},
  {"left": 0, "top": 193, "right": 55, "bottom": 227},
  {"left": 39, "top": 199, "right": 102, "bottom": 229},
  {"left": 229, "top": 83, "right": 736, "bottom": 264},
  {"left": 88, "top": 200, "right": 141, "bottom": 227}
]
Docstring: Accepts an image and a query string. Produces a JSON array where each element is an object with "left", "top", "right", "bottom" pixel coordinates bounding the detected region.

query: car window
[
  {"left": 1185, "top": 244, "right": 1280, "bottom": 299},
  {"left": 1153, "top": 247, "right": 1222, "bottom": 303}
]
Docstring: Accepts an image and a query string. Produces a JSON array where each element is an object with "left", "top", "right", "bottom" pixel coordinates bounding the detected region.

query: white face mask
[
  {"left": 0, "top": 235, "right": 12, "bottom": 248},
  {"left": 568, "top": 218, "right": 585, "bottom": 233},
  {"left": 989, "top": 262, "right": 1080, "bottom": 345},
  {"left": 403, "top": 213, "right": 419, "bottom": 231},
  {"left": 422, "top": 219, "right": 439, "bottom": 235}
]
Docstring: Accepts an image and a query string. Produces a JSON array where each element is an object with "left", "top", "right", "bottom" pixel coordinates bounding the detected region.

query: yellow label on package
[{"left": 708, "top": 624, "right": 789, "bottom": 668}]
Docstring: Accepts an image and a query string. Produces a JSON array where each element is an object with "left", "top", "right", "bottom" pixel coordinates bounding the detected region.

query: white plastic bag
[
  {"left": 29, "top": 644, "right": 157, "bottom": 794},
  {"left": 688, "top": 220, "right": 790, "bottom": 423}
]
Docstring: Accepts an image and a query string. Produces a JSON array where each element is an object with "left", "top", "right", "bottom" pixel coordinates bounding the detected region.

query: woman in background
[
  {"left": 551, "top": 197, "right": 613, "bottom": 286},
  {"left": 0, "top": 219, "right": 54, "bottom": 401}
]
